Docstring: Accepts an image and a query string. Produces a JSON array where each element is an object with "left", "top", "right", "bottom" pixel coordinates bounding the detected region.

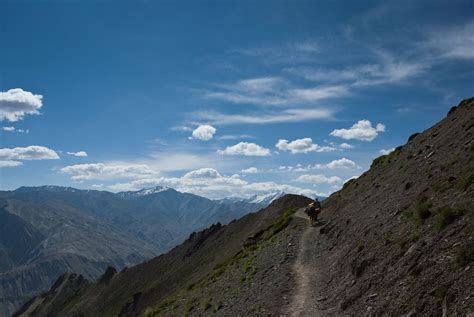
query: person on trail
[{"left": 306, "top": 198, "right": 321, "bottom": 226}]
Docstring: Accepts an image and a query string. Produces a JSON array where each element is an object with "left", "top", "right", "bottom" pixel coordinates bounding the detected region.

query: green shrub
[
  {"left": 434, "top": 206, "right": 466, "bottom": 231},
  {"left": 272, "top": 208, "right": 296, "bottom": 235},
  {"left": 409, "top": 230, "right": 420, "bottom": 242},
  {"left": 455, "top": 243, "right": 474, "bottom": 266},
  {"left": 415, "top": 200, "right": 432, "bottom": 225},
  {"left": 433, "top": 286, "right": 447, "bottom": 298},
  {"left": 203, "top": 298, "right": 212, "bottom": 311},
  {"left": 458, "top": 173, "right": 473, "bottom": 190}
]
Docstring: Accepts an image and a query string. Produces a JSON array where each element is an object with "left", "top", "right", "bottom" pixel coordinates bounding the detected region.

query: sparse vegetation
[
  {"left": 272, "top": 208, "right": 296, "bottom": 235},
  {"left": 403, "top": 198, "right": 432, "bottom": 227},
  {"left": 434, "top": 206, "right": 466, "bottom": 231},
  {"left": 456, "top": 243, "right": 474, "bottom": 267},
  {"left": 203, "top": 298, "right": 212, "bottom": 311},
  {"left": 458, "top": 173, "right": 473, "bottom": 190},
  {"left": 432, "top": 286, "right": 448, "bottom": 299}
]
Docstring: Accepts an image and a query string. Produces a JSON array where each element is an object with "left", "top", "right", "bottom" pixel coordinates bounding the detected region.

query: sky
[{"left": 0, "top": 0, "right": 473, "bottom": 199}]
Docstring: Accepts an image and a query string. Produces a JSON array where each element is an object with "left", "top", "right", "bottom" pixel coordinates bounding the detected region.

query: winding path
[{"left": 284, "top": 208, "right": 331, "bottom": 316}]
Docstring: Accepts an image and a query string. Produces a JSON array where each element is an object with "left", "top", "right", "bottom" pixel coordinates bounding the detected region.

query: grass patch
[
  {"left": 432, "top": 182, "right": 452, "bottom": 193},
  {"left": 202, "top": 298, "right": 212, "bottom": 311},
  {"left": 409, "top": 230, "right": 420, "bottom": 242},
  {"left": 456, "top": 243, "right": 474, "bottom": 267},
  {"left": 403, "top": 198, "right": 432, "bottom": 227},
  {"left": 147, "top": 295, "right": 178, "bottom": 316},
  {"left": 272, "top": 208, "right": 296, "bottom": 235},
  {"left": 414, "top": 199, "right": 432, "bottom": 226},
  {"left": 434, "top": 206, "right": 466, "bottom": 232},
  {"left": 458, "top": 173, "right": 473, "bottom": 190}
]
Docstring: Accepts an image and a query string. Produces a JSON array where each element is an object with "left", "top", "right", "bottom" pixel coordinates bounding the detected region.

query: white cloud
[
  {"left": 278, "top": 158, "right": 357, "bottom": 172},
  {"left": 0, "top": 88, "right": 43, "bottom": 122},
  {"left": 67, "top": 151, "right": 88, "bottom": 157},
  {"left": 1, "top": 126, "right": 29, "bottom": 133},
  {"left": 241, "top": 167, "right": 259, "bottom": 174},
  {"left": 218, "top": 134, "right": 254, "bottom": 140},
  {"left": 61, "top": 162, "right": 159, "bottom": 181},
  {"left": 288, "top": 85, "right": 348, "bottom": 101},
  {"left": 232, "top": 40, "right": 319, "bottom": 65},
  {"left": 296, "top": 174, "right": 342, "bottom": 184},
  {"left": 287, "top": 52, "right": 426, "bottom": 87},
  {"left": 276, "top": 138, "right": 336, "bottom": 154},
  {"left": 171, "top": 125, "right": 193, "bottom": 132},
  {"left": 325, "top": 157, "right": 357, "bottom": 169},
  {"left": 108, "top": 167, "right": 321, "bottom": 199},
  {"left": 217, "top": 142, "right": 271, "bottom": 157},
  {"left": 191, "top": 125, "right": 217, "bottom": 141},
  {"left": 205, "top": 75, "right": 344, "bottom": 107},
  {"left": 379, "top": 148, "right": 395, "bottom": 155},
  {"left": 426, "top": 21, "right": 474, "bottom": 59},
  {"left": 339, "top": 143, "right": 354, "bottom": 149},
  {"left": 194, "top": 108, "right": 333, "bottom": 125},
  {"left": 330, "top": 120, "right": 385, "bottom": 141},
  {"left": 0, "top": 146, "right": 59, "bottom": 160},
  {"left": 0, "top": 160, "right": 23, "bottom": 168},
  {"left": 276, "top": 138, "right": 317, "bottom": 154}
]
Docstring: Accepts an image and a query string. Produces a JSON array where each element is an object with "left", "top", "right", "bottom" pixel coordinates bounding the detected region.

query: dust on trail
[{"left": 284, "top": 208, "right": 327, "bottom": 317}]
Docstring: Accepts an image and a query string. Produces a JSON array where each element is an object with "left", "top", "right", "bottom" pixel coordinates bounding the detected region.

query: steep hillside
[
  {"left": 17, "top": 97, "right": 474, "bottom": 316},
  {"left": 279, "top": 97, "right": 473, "bottom": 316},
  {"left": 0, "top": 187, "right": 264, "bottom": 316}
]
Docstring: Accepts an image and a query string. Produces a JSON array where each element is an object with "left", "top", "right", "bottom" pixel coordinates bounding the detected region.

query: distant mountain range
[{"left": 0, "top": 185, "right": 287, "bottom": 316}]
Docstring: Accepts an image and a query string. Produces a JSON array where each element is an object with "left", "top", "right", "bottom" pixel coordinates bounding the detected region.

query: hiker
[{"left": 306, "top": 198, "right": 321, "bottom": 226}]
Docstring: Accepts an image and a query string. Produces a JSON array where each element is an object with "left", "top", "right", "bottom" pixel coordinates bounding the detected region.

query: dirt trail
[{"left": 284, "top": 208, "right": 332, "bottom": 317}]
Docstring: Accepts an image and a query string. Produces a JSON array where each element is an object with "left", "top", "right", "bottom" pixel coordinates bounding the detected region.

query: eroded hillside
[{"left": 17, "top": 97, "right": 474, "bottom": 316}]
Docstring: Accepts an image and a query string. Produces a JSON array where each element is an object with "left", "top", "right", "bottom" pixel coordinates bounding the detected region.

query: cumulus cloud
[
  {"left": 0, "top": 88, "right": 43, "bottom": 122},
  {"left": 0, "top": 160, "right": 23, "bottom": 168},
  {"left": 241, "top": 167, "right": 259, "bottom": 174},
  {"left": 61, "top": 163, "right": 159, "bottom": 181},
  {"left": 325, "top": 158, "right": 357, "bottom": 169},
  {"left": 67, "top": 151, "right": 88, "bottom": 157},
  {"left": 330, "top": 120, "right": 385, "bottom": 141},
  {"left": 191, "top": 125, "right": 217, "bottom": 141},
  {"left": 339, "top": 143, "right": 354, "bottom": 149},
  {"left": 379, "top": 148, "right": 395, "bottom": 155},
  {"left": 0, "top": 146, "right": 59, "bottom": 160},
  {"left": 2, "top": 126, "right": 15, "bottom": 132},
  {"left": 217, "top": 142, "right": 271, "bottom": 156},
  {"left": 276, "top": 138, "right": 336, "bottom": 154},
  {"left": 296, "top": 174, "right": 342, "bottom": 184}
]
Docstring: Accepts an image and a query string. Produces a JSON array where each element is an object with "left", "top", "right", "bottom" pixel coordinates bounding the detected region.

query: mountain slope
[
  {"left": 0, "top": 187, "right": 264, "bottom": 316},
  {"left": 15, "top": 195, "right": 313, "bottom": 316},
  {"left": 17, "top": 97, "right": 474, "bottom": 316}
]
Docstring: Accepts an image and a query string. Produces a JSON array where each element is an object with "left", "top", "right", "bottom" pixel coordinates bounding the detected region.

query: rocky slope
[
  {"left": 16, "top": 97, "right": 474, "bottom": 316},
  {"left": 0, "top": 187, "right": 265, "bottom": 316}
]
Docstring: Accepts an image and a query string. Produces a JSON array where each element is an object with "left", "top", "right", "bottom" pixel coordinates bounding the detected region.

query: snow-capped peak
[{"left": 117, "top": 186, "right": 170, "bottom": 198}]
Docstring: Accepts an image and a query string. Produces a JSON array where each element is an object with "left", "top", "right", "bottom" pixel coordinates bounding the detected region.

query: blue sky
[{"left": 1, "top": 0, "right": 473, "bottom": 199}]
